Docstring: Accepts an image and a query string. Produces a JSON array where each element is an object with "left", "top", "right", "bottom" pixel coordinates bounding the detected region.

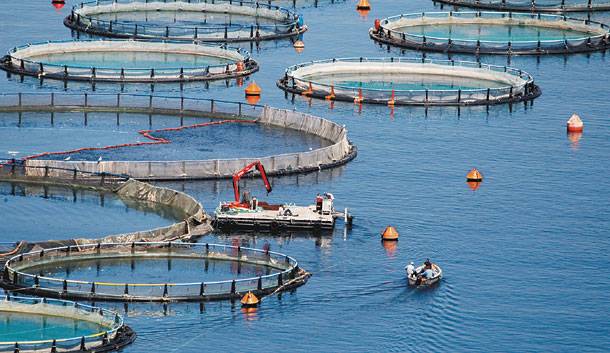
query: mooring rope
[{"left": 20, "top": 119, "right": 256, "bottom": 162}]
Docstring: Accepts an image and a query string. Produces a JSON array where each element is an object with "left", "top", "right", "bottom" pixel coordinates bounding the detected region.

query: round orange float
[
  {"left": 241, "top": 291, "right": 260, "bottom": 307},
  {"left": 566, "top": 113, "right": 584, "bottom": 133},
  {"left": 381, "top": 225, "right": 399, "bottom": 241},
  {"left": 466, "top": 168, "right": 483, "bottom": 182}
]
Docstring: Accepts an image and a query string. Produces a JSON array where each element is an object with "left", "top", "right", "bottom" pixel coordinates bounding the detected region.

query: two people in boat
[{"left": 406, "top": 258, "right": 436, "bottom": 281}]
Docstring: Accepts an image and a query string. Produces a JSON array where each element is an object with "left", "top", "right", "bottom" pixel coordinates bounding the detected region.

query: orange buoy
[
  {"left": 52, "top": 0, "right": 65, "bottom": 9},
  {"left": 325, "top": 85, "right": 336, "bottom": 100},
  {"left": 354, "top": 88, "right": 364, "bottom": 104},
  {"left": 387, "top": 89, "right": 395, "bottom": 106},
  {"left": 293, "top": 40, "right": 305, "bottom": 54},
  {"left": 466, "top": 168, "right": 483, "bottom": 182},
  {"left": 245, "top": 82, "right": 261, "bottom": 97},
  {"left": 357, "top": 8, "right": 370, "bottom": 17},
  {"left": 566, "top": 113, "right": 583, "bottom": 133},
  {"left": 356, "top": 0, "right": 371, "bottom": 10},
  {"left": 302, "top": 82, "right": 314, "bottom": 96},
  {"left": 240, "top": 291, "right": 260, "bottom": 307},
  {"left": 246, "top": 95, "right": 260, "bottom": 105},
  {"left": 381, "top": 225, "right": 399, "bottom": 241}
]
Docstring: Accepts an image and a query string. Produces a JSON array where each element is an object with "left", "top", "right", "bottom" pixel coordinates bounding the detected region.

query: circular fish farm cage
[
  {"left": 64, "top": 0, "right": 307, "bottom": 42},
  {"left": 0, "top": 242, "right": 309, "bottom": 302},
  {"left": 0, "top": 93, "right": 356, "bottom": 180},
  {"left": 432, "top": 0, "right": 610, "bottom": 13},
  {"left": 369, "top": 12, "right": 610, "bottom": 55},
  {"left": 277, "top": 57, "right": 540, "bottom": 106},
  {"left": 0, "top": 295, "right": 134, "bottom": 352},
  {"left": 0, "top": 40, "right": 258, "bottom": 83}
]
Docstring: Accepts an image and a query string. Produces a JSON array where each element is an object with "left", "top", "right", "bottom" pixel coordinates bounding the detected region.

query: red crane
[{"left": 232, "top": 161, "right": 272, "bottom": 205}]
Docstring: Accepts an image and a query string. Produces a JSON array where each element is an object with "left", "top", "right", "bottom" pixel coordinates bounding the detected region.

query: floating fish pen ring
[
  {"left": 64, "top": 0, "right": 307, "bottom": 42},
  {"left": 0, "top": 295, "right": 135, "bottom": 352},
  {"left": 432, "top": 0, "right": 610, "bottom": 13},
  {"left": 0, "top": 40, "right": 258, "bottom": 83},
  {"left": 369, "top": 12, "right": 610, "bottom": 55},
  {"left": 0, "top": 242, "right": 309, "bottom": 302},
  {"left": 277, "top": 57, "right": 540, "bottom": 106}
]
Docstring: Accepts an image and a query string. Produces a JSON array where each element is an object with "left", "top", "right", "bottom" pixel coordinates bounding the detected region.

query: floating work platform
[{"left": 214, "top": 196, "right": 350, "bottom": 231}]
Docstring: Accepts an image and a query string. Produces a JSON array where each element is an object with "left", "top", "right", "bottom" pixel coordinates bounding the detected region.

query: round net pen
[
  {"left": 0, "top": 295, "right": 135, "bottom": 352},
  {"left": 369, "top": 12, "right": 610, "bottom": 55},
  {"left": 277, "top": 57, "right": 540, "bottom": 106},
  {"left": 0, "top": 40, "right": 258, "bottom": 83},
  {"left": 0, "top": 92, "right": 356, "bottom": 180},
  {"left": 64, "top": 0, "right": 307, "bottom": 43},
  {"left": 1, "top": 242, "right": 310, "bottom": 302},
  {"left": 432, "top": 0, "right": 610, "bottom": 13}
]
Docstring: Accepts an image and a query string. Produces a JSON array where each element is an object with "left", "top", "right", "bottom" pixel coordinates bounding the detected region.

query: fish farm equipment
[
  {"left": 0, "top": 295, "right": 135, "bottom": 352},
  {"left": 370, "top": 12, "right": 610, "bottom": 55},
  {"left": 0, "top": 242, "right": 310, "bottom": 302},
  {"left": 64, "top": 0, "right": 307, "bottom": 43},
  {"left": 278, "top": 57, "right": 540, "bottom": 106},
  {"left": 214, "top": 161, "right": 352, "bottom": 231},
  {"left": 0, "top": 39, "right": 258, "bottom": 83}
]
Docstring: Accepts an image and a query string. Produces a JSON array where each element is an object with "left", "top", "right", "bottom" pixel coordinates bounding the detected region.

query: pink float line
[{"left": 18, "top": 119, "right": 257, "bottom": 161}]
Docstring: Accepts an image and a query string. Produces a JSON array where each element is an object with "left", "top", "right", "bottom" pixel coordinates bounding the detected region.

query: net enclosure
[
  {"left": 0, "top": 296, "right": 134, "bottom": 352},
  {"left": 0, "top": 40, "right": 258, "bottom": 83},
  {"left": 64, "top": 0, "right": 307, "bottom": 42},
  {"left": 432, "top": 0, "right": 610, "bottom": 13},
  {"left": 370, "top": 12, "right": 610, "bottom": 55},
  {"left": 0, "top": 93, "right": 356, "bottom": 180},
  {"left": 1, "top": 242, "right": 309, "bottom": 302},
  {"left": 277, "top": 57, "right": 540, "bottom": 106}
]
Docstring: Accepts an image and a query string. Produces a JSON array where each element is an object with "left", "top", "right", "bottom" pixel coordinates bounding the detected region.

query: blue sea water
[
  {"left": 0, "top": 0, "right": 609, "bottom": 352},
  {"left": 27, "top": 51, "right": 233, "bottom": 69},
  {"left": 400, "top": 23, "right": 594, "bottom": 42},
  {"left": 0, "top": 181, "right": 182, "bottom": 243},
  {"left": 0, "top": 311, "right": 104, "bottom": 342}
]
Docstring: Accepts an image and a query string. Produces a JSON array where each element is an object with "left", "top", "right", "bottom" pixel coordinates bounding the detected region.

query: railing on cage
[
  {"left": 0, "top": 295, "right": 123, "bottom": 352},
  {"left": 2, "top": 242, "right": 300, "bottom": 300},
  {"left": 377, "top": 12, "right": 609, "bottom": 52},
  {"left": 283, "top": 57, "right": 536, "bottom": 104},
  {"left": 69, "top": 0, "right": 302, "bottom": 40}
]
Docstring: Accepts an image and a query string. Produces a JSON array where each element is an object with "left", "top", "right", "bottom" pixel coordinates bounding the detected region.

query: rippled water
[
  {"left": 0, "top": 311, "right": 103, "bottom": 342},
  {"left": 22, "top": 257, "right": 280, "bottom": 283},
  {"left": 0, "top": 181, "right": 181, "bottom": 243},
  {"left": 309, "top": 72, "right": 510, "bottom": 90},
  {"left": 28, "top": 51, "right": 233, "bottom": 69},
  {"left": 0, "top": 112, "right": 329, "bottom": 161},
  {"left": 0, "top": 0, "right": 609, "bottom": 352},
  {"left": 400, "top": 23, "right": 594, "bottom": 41},
  {"left": 90, "top": 10, "right": 281, "bottom": 27}
]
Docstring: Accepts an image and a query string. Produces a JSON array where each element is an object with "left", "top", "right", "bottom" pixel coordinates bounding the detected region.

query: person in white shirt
[{"left": 405, "top": 261, "right": 415, "bottom": 277}]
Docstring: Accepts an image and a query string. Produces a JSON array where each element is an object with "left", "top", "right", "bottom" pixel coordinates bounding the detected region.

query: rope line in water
[{"left": 19, "top": 119, "right": 256, "bottom": 161}]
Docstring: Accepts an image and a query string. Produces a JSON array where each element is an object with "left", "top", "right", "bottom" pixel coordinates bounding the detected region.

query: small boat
[{"left": 406, "top": 262, "right": 442, "bottom": 286}]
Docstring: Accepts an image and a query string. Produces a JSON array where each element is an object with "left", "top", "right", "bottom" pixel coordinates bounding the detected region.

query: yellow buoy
[
  {"left": 240, "top": 291, "right": 260, "bottom": 307},
  {"left": 245, "top": 82, "right": 261, "bottom": 97},
  {"left": 381, "top": 225, "right": 399, "bottom": 241},
  {"left": 466, "top": 168, "right": 483, "bottom": 182},
  {"left": 356, "top": 0, "right": 371, "bottom": 10}
]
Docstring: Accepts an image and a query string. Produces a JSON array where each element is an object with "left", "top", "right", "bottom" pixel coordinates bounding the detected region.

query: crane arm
[{"left": 232, "top": 161, "right": 272, "bottom": 202}]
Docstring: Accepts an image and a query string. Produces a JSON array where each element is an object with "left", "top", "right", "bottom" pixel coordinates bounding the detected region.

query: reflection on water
[{"left": 0, "top": 181, "right": 180, "bottom": 243}]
